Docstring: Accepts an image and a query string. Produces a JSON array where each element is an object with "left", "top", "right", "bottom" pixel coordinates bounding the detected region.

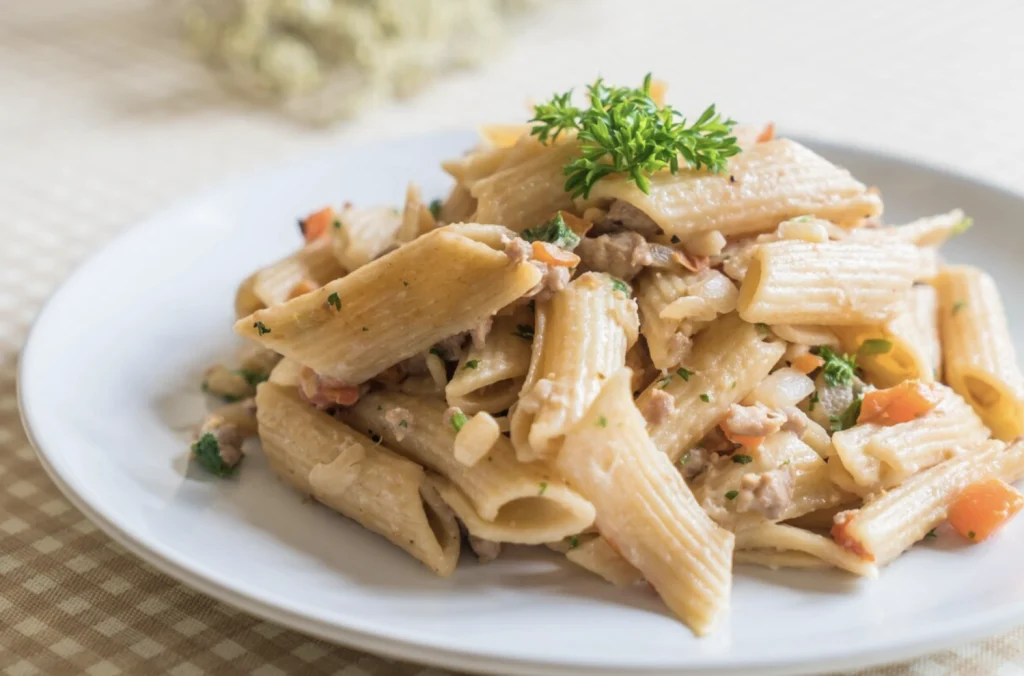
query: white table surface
[{"left": 2, "top": 0, "right": 1024, "bottom": 674}]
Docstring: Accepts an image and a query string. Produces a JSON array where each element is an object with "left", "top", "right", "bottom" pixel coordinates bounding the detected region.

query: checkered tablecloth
[{"left": 3, "top": 1, "right": 1024, "bottom": 674}]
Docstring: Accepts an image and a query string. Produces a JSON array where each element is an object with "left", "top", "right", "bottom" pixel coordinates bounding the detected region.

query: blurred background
[{"left": 3, "top": 1, "right": 1024, "bottom": 674}]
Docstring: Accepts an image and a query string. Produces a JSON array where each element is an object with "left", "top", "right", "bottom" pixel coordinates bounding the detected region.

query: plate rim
[{"left": 18, "top": 129, "right": 1024, "bottom": 676}]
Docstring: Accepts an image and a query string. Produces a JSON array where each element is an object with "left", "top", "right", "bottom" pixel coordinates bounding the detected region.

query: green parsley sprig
[
  {"left": 529, "top": 74, "right": 739, "bottom": 199},
  {"left": 818, "top": 347, "right": 857, "bottom": 387}
]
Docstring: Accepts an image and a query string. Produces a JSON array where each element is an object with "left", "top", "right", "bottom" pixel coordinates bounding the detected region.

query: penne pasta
[
  {"left": 329, "top": 205, "right": 403, "bottom": 271},
  {"left": 641, "top": 313, "right": 786, "bottom": 462},
  {"left": 236, "top": 225, "right": 541, "bottom": 385},
  {"left": 255, "top": 383, "right": 460, "bottom": 576},
  {"left": 581, "top": 139, "right": 882, "bottom": 239},
  {"left": 833, "top": 439, "right": 1024, "bottom": 565},
  {"left": 737, "top": 239, "right": 932, "bottom": 325},
  {"left": 564, "top": 536, "right": 644, "bottom": 587},
  {"left": 339, "top": 390, "right": 595, "bottom": 544},
  {"left": 831, "top": 385, "right": 989, "bottom": 494},
  {"left": 445, "top": 316, "right": 532, "bottom": 414},
  {"left": 936, "top": 265, "right": 1024, "bottom": 440},
  {"left": 251, "top": 236, "right": 347, "bottom": 307},
  {"left": 557, "top": 368, "right": 735, "bottom": 635},
  {"left": 851, "top": 209, "right": 968, "bottom": 248},
  {"left": 834, "top": 284, "right": 941, "bottom": 387},
  {"left": 735, "top": 521, "right": 877, "bottom": 577},
  {"left": 511, "top": 272, "right": 638, "bottom": 462}
]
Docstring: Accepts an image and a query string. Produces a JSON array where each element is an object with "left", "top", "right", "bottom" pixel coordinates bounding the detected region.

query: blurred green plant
[{"left": 180, "top": 0, "right": 540, "bottom": 124}]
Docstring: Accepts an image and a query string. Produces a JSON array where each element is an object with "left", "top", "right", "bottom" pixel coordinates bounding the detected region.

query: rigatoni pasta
[{"left": 189, "top": 76, "right": 1024, "bottom": 637}]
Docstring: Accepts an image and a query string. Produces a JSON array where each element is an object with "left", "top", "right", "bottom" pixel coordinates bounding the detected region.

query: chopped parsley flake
[
  {"left": 670, "top": 235, "right": 681, "bottom": 244},
  {"left": 818, "top": 347, "right": 857, "bottom": 387},
  {"left": 521, "top": 212, "right": 581, "bottom": 250},
  {"left": 429, "top": 199, "right": 443, "bottom": 219},
  {"left": 429, "top": 347, "right": 444, "bottom": 359},
  {"left": 333, "top": 218, "right": 343, "bottom": 230},
  {"left": 569, "top": 534, "right": 580, "bottom": 549},
  {"left": 680, "top": 450, "right": 692, "bottom": 465},
  {"left": 699, "top": 393, "right": 711, "bottom": 403},
  {"left": 538, "top": 481, "right": 548, "bottom": 495},
  {"left": 755, "top": 322, "right": 770, "bottom": 337},
  {"left": 969, "top": 530, "right": 976, "bottom": 539},
  {"left": 676, "top": 367, "right": 694, "bottom": 381},
  {"left": 950, "top": 216, "right": 974, "bottom": 235},
  {"left": 398, "top": 419, "right": 409, "bottom": 428},
  {"left": 859, "top": 338, "right": 893, "bottom": 356},
  {"left": 597, "top": 415, "right": 608, "bottom": 428},
  {"left": 254, "top": 321, "right": 271, "bottom": 336},
  {"left": 732, "top": 454, "right": 753, "bottom": 465},
  {"left": 464, "top": 360, "right": 480, "bottom": 370},
  {"left": 326, "top": 292, "right": 341, "bottom": 311},
  {"left": 235, "top": 369, "right": 268, "bottom": 387},
  {"left": 610, "top": 278, "right": 630, "bottom": 294},
  {"left": 450, "top": 410, "right": 469, "bottom": 433},
  {"left": 191, "top": 433, "right": 239, "bottom": 477},
  {"left": 829, "top": 396, "right": 863, "bottom": 433},
  {"left": 725, "top": 490, "right": 739, "bottom": 500},
  {"left": 952, "top": 300, "right": 967, "bottom": 315},
  {"left": 657, "top": 376, "right": 673, "bottom": 389},
  {"left": 808, "top": 392, "right": 819, "bottom": 412},
  {"left": 514, "top": 324, "right": 535, "bottom": 341},
  {"left": 402, "top": 280, "right": 409, "bottom": 287}
]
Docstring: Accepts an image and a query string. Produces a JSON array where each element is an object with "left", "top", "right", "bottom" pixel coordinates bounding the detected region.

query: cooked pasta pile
[{"left": 192, "top": 77, "right": 1024, "bottom": 636}]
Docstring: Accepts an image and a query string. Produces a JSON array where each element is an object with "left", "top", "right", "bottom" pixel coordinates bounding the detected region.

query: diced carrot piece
[
  {"left": 300, "top": 207, "right": 336, "bottom": 243},
  {"left": 756, "top": 122, "right": 775, "bottom": 143},
  {"left": 720, "top": 429, "right": 765, "bottom": 449},
  {"left": 531, "top": 241, "right": 580, "bottom": 267},
  {"left": 288, "top": 279, "right": 317, "bottom": 299},
  {"left": 790, "top": 353, "right": 824, "bottom": 375},
  {"left": 556, "top": 210, "right": 593, "bottom": 237},
  {"left": 858, "top": 380, "right": 943, "bottom": 426},
  {"left": 948, "top": 478, "right": 1024, "bottom": 543},
  {"left": 831, "top": 511, "right": 874, "bottom": 561}
]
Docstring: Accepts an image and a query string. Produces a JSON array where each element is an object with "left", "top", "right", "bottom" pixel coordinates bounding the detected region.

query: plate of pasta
[{"left": 19, "top": 76, "right": 1024, "bottom": 675}]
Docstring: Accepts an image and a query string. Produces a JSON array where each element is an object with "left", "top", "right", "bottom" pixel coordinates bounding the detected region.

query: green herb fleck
[
  {"left": 191, "top": 433, "right": 239, "bottom": 477},
  {"left": 429, "top": 199, "right": 443, "bottom": 220},
  {"left": 597, "top": 415, "right": 608, "bottom": 428},
  {"left": 969, "top": 530, "right": 976, "bottom": 539},
  {"left": 829, "top": 396, "right": 863, "bottom": 433},
  {"left": 925, "top": 529, "right": 937, "bottom": 540},
  {"left": 326, "top": 292, "right": 341, "bottom": 311},
  {"left": 235, "top": 369, "right": 268, "bottom": 388},
  {"left": 859, "top": 338, "right": 893, "bottom": 356},
  {"left": 429, "top": 347, "right": 443, "bottom": 359},
  {"left": 732, "top": 454, "right": 753, "bottom": 465},
  {"left": 676, "top": 367, "right": 694, "bottom": 382},
  {"left": 514, "top": 324, "right": 535, "bottom": 341},
  {"left": 332, "top": 218, "right": 343, "bottom": 230},
  {"left": 950, "top": 216, "right": 974, "bottom": 235},
  {"left": 819, "top": 347, "right": 857, "bottom": 387},
  {"left": 680, "top": 450, "right": 692, "bottom": 465},
  {"left": 450, "top": 410, "right": 469, "bottom": 433},
  {"left": 569, "top": 534, "right": 580, "bottom": 549},
  {"left": 657, "top": 376, "right": 673, "bottom": 389},
  {"left": 952, "top": 300, "right": 967, "bottom": 316},
  {"left": 464, "top": 360, "right": 480, "bottom": 370},
  {"left": 610, "top": 278, "right": 630, "bottom": 294},
  {"left": 402, "top": 280, "right": 409, "bottom": 287},
  {"left": 399, "top": 419, "right": 409, "bottom": 428},
  {"left": 670, "top": 235, "right": 681, "bottom": 244},
  {"left": 521, "top": 212, "right": 581, "bottom": 250},
  {"left": 529, "top": 74, "right": 739, "bottom": 199},
  {"left": 725, "top": 490, "right": 739, "bottom": 500},
  {"left": 808, "top": 392, "right": 819, "bottom": 412},
  {"left": 253, "top": 321, "right": 271, "bottom": 336},
  {"left": 755, "top": 323, "right": 770, "bottom": 337},
  {"left": 538, "top": 481, "right": 548, "bottom": 496},
  {"left": 700, "top": 393, "right": 711, "bottom": 403}
]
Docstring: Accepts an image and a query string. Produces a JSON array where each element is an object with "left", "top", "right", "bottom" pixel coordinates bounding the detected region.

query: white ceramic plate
[{"left": 19, "top": 130, "right": 1024, "bottom": 676}]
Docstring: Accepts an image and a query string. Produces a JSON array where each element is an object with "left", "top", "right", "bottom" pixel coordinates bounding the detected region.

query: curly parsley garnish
[
  {"left": 253, "top": 321, "right": 271, "bottom": 336},
  {"left": 818, "top": 347, "right": 857, "bottom": 387},
  {"left": 521, "top": 212, "right": 580, "bottom": 250},
  {"left": 529, "top": 74, "right": 739, "bottom": 199},
  {"left": 191, "top": 433, "right": 239, "bottom": 477}
]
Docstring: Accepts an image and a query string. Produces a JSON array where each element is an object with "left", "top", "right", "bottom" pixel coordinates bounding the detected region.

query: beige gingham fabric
[{"left": 3, "top": 1, "right": 1024, "bottom": 674}]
